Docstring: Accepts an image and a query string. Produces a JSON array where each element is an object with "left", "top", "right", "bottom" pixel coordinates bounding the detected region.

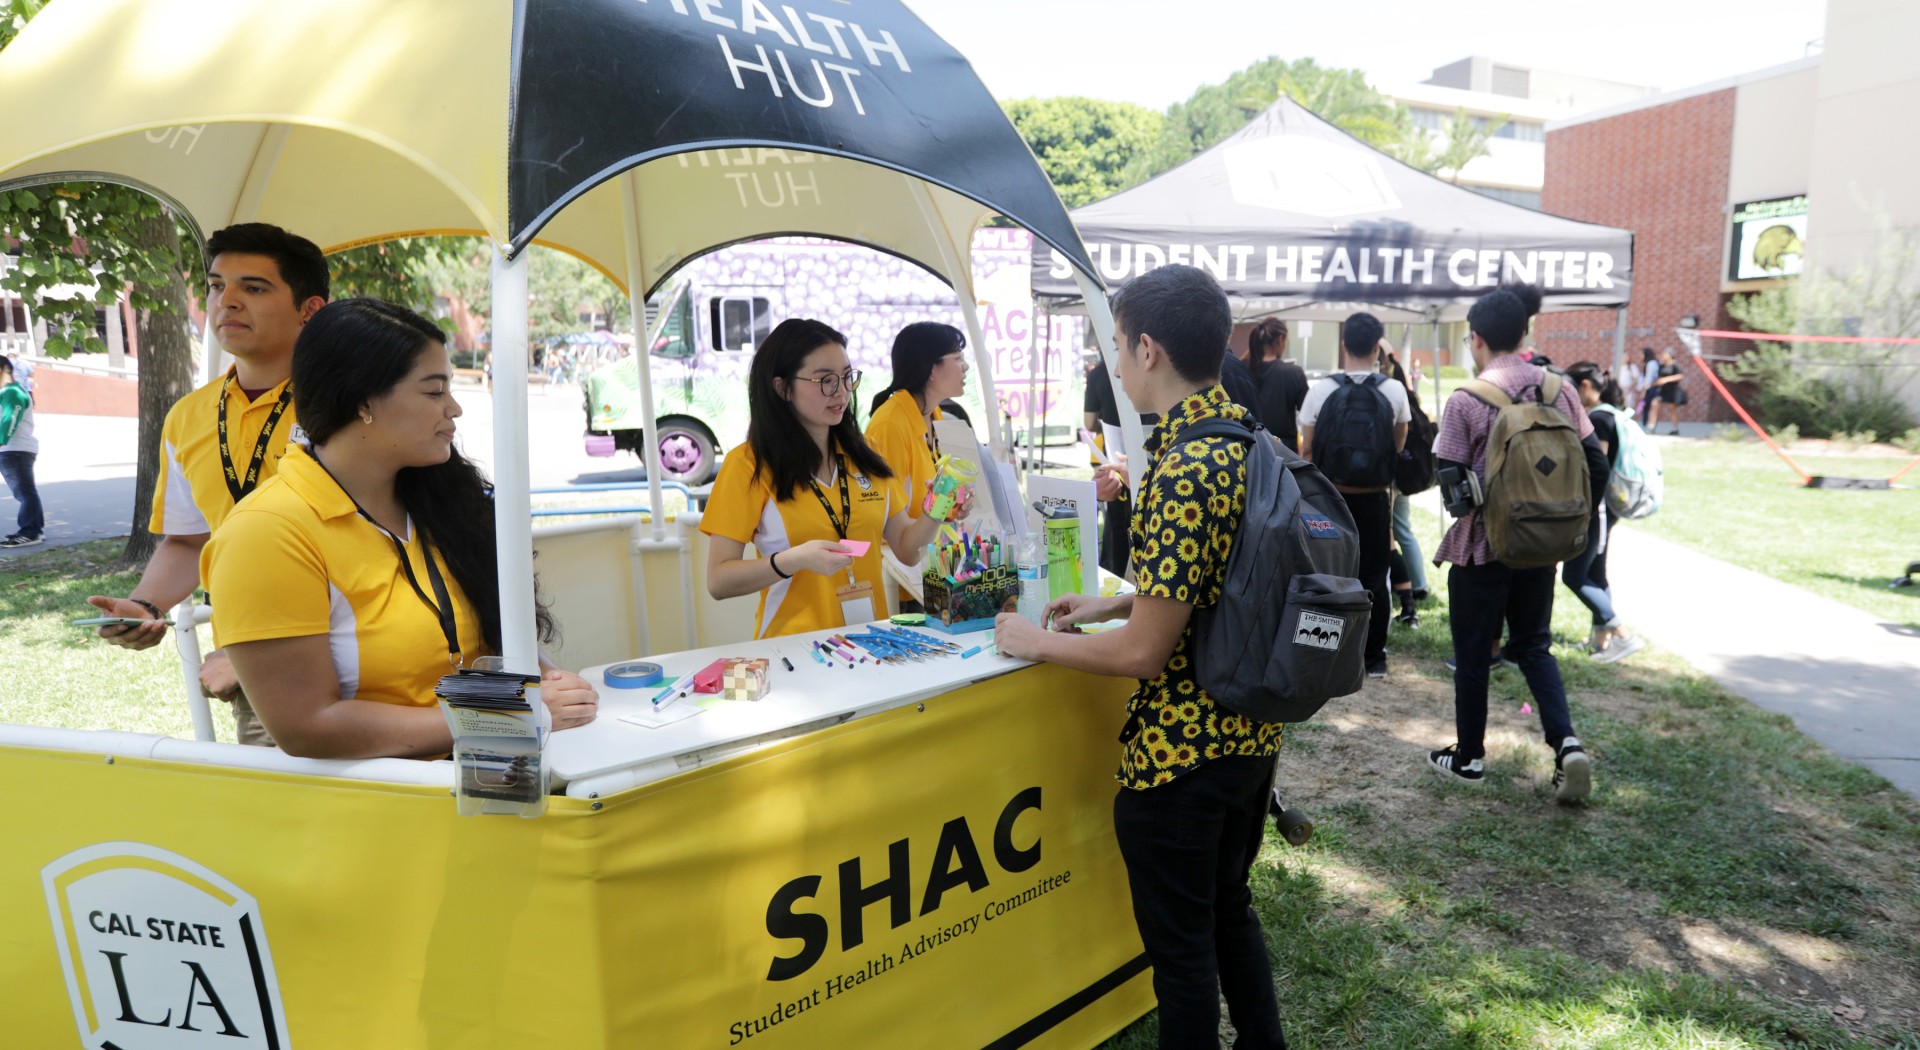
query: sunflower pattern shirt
[{"left": 1120, "top": 385, "right": 1284, "bottom": 789}]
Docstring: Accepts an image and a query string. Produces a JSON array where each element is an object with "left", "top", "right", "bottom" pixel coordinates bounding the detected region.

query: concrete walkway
[
  {"left": 0, "top": 412, "right": 139, "bottom": 560},
  {"left": 1605, "top": 522, "right": 1920, "bottom": 799}
]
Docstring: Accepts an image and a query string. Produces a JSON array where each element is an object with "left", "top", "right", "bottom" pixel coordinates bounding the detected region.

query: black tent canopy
[{"left": 1031, "top": 97, "right": 1633, "bottom": 323}]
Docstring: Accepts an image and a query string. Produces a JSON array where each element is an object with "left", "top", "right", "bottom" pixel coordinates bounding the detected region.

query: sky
[{"left": 904, "top": 0, "right": 1831, "bottom": 111}]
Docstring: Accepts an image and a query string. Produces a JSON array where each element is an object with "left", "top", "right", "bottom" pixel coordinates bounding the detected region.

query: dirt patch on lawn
[{"left": 1271, "top": 660, "right": 1920, "bottom": 1040}]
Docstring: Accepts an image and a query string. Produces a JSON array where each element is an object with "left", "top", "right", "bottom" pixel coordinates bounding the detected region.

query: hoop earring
[{"left": 361, "top": 414, "right": 374, "bottom": 425}]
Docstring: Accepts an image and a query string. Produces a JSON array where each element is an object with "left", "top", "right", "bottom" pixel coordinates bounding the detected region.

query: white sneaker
[
  {"left": 1592, "top": 633, "right": 1645, "bottom": 664},
  {"left": 1554, "top": 738, "right": 1592, "bottom": 802}
]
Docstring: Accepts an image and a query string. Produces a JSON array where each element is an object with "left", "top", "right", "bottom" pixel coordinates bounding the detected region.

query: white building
[{"left": 1381, "top": 57, "right": 1657, "bottom": 210}]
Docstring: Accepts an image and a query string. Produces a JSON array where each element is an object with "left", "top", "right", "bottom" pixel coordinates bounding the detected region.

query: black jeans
[
  {"left": 0, "top": 450, "right": 42, "bottom": 538},
  {"left": 1448, "top": 560, "right": 1575, "bottom": 761},
  {"left": 1560, "top": 511, "right": 1616, "bottom": 627},
  {"left": 1341, "top": 489, "right": 1392, "bottom": 663},
  {"left": 1113, "top": 755, "right": 1288, "bottom": 1050}
]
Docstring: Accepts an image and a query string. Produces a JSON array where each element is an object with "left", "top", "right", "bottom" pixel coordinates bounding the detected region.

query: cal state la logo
[
  {"left": 854, "top": 472, "right": 873, "bottom": 492},
  {"left": 287, "top": 423, "right": 310, "bottom": 450},
  {"left": 43, "top": 842, "right": 291, "bottom": 1049}
]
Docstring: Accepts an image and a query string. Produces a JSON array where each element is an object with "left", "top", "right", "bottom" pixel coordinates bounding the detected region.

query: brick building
[
  {"left": 1537, "top": 78, "right": 1752, "bottom": 423},
  {"left": 1536, "top": 0, "right": 1920, "bottom": 425}
]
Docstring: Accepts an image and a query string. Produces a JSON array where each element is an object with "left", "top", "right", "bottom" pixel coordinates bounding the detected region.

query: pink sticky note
[{"left": 835, "top": 540, "right": 872, "bottom": 557}]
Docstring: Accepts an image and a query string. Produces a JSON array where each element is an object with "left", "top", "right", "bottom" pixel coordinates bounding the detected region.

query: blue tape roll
[{"left": 604, "top": 661, "right": 665, "bottom": 689}]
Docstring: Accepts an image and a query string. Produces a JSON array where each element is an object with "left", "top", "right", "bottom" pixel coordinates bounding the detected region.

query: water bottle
[{"left": 1015, "top": 534, "right": 1049, "bottom": 625}]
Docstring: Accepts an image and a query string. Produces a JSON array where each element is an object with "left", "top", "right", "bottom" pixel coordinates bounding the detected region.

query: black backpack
[
  {"left": 1311, "top": 373, "right": 1397, "bottom": 488},
  {"left": 1184, "top": 417, "right": 1369, "bottom": 724},
  {"left": 1395, "top": 396, "right": 1438, "bottom": 495}
]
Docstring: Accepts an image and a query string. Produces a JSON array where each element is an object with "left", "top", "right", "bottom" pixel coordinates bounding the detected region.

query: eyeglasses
[{"left": 793, "top": 369, "right": 862, "bottom": 396}]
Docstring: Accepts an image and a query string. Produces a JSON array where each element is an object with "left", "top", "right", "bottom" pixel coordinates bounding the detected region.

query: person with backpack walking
[
  {"left": 1429, "top": 284, "right": 1606, "bottom": 802},
  {"left": 1300, "top": 314, "right": 1408, "bottom": 678},
  {"left": 995, "top": 264, "right": 1291, "bottom": 1050},
  {"left": 1565, "top": 362, "right": 1655, "bottom": 662}
]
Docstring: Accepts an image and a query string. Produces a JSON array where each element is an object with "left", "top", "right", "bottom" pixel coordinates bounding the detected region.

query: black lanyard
[
  {"left": 217, "top": 374, "right": 293, "bottom": 504},
  {"left": 311, "top": 452, "right": 462, "bottom": 667},
  {"left": 806, "top": 455, "right": 852, "bottom": 540}
]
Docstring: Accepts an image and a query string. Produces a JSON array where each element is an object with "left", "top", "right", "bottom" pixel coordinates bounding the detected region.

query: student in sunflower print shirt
[{"left": 997, "top": 264, "right": 1289, "bottom": 1050}]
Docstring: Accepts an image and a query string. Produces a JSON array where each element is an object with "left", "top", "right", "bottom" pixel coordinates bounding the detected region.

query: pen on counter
[
  {"left": 805, "top": 644, "right": 827, "bottom": 667},
  {"left": 649, "top": 671, "right": 698, "bottom": 707},
  {"left": 781, "top": 655, "right": 796, "bottom": 672}
]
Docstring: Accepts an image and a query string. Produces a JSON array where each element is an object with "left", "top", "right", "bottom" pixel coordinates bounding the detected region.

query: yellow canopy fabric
[{"left": 0, "top": 0, "right": 1071, "bottom": 302}]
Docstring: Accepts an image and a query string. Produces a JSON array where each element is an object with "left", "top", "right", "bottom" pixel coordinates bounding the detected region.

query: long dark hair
[
  {"left": 869, "top": 321, "right": 964, "bottom": 416},
  {"left": 748, "top": 318, "right": 893, "bottom": 502},
  {"left": 1248, "top": 318, "right": 1287, "bottom": 366},
  {"left": 1566, "top": 361, "right": 1626, "bottom": 410},
  {"left": 293, "top": 298, "right": 553, "bottom": 652}
]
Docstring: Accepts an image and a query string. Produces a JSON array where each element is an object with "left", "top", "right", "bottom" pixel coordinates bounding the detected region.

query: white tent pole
[
  {"left": 489, "top": 246, "right": 539, "bottom": 674},
  {"left": 1431, "top": 319, "right": 1442, "bottom": 412},
  {"left": 905, "top": 189, "right": 1004, "bottom": 455},
  {"left": 618, "top": 173, "right": 669, "bottom": 544},
  {"left": 1025, "top": 290, "right": 1039, "bottom": 473},
  {"left": 1072, "top": 270, "right": 1146, "bottom": 478},
  {"left": 1610, "top": 306, "right": 1628, "bottom": 379}
]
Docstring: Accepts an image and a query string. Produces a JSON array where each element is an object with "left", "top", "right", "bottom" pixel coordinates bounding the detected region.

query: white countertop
[{"left": 546, "top": 620, "right": 1029, "bottom": 797}]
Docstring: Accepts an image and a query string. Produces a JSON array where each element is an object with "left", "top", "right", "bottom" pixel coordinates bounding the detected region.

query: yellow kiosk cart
[{"left": 0, "top": 2, "right": 1158, "bottom": 1046}]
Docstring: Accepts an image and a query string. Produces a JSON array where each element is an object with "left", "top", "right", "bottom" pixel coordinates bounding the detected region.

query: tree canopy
[{"left": 1006, "top": 55, "right": 1511, "bottom": 211}]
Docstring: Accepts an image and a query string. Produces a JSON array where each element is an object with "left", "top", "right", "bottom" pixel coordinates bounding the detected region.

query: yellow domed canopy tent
[
  {"left": 0, "top": 0, "right": 1139, "bottom": 674},
  {"left": 0, "top": 3, "right": 1164, "bottom": 1047}
]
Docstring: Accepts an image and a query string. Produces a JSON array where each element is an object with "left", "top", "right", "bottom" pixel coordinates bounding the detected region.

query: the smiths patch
[{"left": 1294, "top": 611, "right": 1345, "bottom": 650}]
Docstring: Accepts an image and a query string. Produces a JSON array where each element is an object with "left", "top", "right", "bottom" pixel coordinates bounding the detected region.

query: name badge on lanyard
[{"left": 837, "top": 580, "right": 876, "bottom": 628}]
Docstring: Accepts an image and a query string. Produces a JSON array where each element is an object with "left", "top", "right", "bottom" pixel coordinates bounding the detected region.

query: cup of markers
[{"left": 921, "top": 527, "right": 1016, "bottom": 634}]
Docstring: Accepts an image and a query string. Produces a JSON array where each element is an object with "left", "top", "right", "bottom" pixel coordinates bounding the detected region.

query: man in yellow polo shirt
[{"left": 87, "top": 223, "right": 329, "bottom": 745}]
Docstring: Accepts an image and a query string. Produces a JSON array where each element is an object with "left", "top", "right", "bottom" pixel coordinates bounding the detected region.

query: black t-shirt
[
  {"left": 1588, "top": 406, "right": 1619, "bottom": 465},
  {"left": 1219, "top": 353, "right": 1260, "bottom": 417},
  {"left": 1251, "top": 358, "right": 1310, "bottom": 452}
]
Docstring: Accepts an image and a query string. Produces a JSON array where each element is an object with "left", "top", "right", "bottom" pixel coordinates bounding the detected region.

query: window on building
[
  {"left": 710, "top": 296, "right": 773, "bottom": 353},
  {"left": 1492, "top": 65, "right": 1530, "bottom": 99},
  {"left": 1468, "top": 186, "right": 1542, "bottom": 211},
  {"left": 1410, "top": 107, "right": 1446, "bottom": 131}
]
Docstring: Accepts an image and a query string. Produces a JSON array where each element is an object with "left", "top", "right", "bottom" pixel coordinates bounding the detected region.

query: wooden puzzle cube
[{"left": 721, "top": 658, "right": 770, "bottom": 701}]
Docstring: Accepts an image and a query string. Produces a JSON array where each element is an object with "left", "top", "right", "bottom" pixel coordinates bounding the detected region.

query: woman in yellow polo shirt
[
  {"left": 703, "top": 318, "right": 950, "bottom": 638},
  {"left": 864, "top": 321, "right": 971, "bottom": 520},
  {"left": 204, "top": 299, "right": 598, "bottom": 759}
]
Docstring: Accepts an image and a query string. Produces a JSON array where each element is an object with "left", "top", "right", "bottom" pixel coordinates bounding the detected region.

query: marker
[
  {"left": 805, "top": 645, "right": 827, "bottom": 666},
  {"left": 782, "top": 656, "right": 796, "bottom": 672},
  {"left": 649, "top": 671, "right": 698, "bottom": 706},
  {"left": 960, "top": 645, "right": 982, "bottom": 659}
]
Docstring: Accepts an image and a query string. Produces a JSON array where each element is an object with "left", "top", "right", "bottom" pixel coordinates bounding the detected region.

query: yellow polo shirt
[
  {"left": 202, "top": 446, "right": 489, "bottom": 709},
  {"left": 864, "top": 390, "right": 943, "bottom": 520},
  {"left": 150, "top": 369, "right": 302, "bottom": 536},
  {"left": 701, "top": 441, "right": 904, "bottom": 639}
]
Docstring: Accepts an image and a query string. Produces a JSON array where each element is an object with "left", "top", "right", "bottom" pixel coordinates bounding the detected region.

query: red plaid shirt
[{"left": 1433, "top": 355, "right": 1594, "bottom": 567}]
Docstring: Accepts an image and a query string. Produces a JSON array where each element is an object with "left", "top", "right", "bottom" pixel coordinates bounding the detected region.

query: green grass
[
  {"left": 1094, "top": 523, "right": 1920, "bottom": 1049},
  {"left": 8, "top": 538, "right": 1919, "bottom": 1048},
  {"left": 1635, "top": 438, "right": 1920, "bottom": 628},
  {"left": 0, "top": 538, "right": 230, "bottom": 740}
]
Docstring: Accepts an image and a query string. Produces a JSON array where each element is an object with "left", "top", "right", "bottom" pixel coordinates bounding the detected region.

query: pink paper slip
[{"left": 835, "top": 540, "right": 872, "bottom": 556}]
